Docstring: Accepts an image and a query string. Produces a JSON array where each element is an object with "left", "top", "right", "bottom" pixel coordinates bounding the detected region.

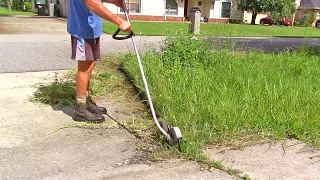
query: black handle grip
[{"left": 112, "top": 28, "right": 134, "bottom": 40}]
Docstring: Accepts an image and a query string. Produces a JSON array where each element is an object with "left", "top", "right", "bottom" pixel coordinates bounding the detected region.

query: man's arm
[{"left": 83, "top": 0, "right": 131, "bottom": 32}]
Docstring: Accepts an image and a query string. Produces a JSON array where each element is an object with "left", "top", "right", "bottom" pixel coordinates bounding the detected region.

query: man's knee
[{"left": 78, "top": 60, "right": 97, "bottom": 73}]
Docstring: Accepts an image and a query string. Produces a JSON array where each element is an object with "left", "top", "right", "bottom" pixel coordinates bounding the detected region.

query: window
[
  {"left": 165, "top": 0, "right": 178, "bottom": 15},
  {"left": 120, "top": 0, "right": 141, "bottom": 13},
  {"left": 221, "top": 2, "right": 231, "bottom": 18}
]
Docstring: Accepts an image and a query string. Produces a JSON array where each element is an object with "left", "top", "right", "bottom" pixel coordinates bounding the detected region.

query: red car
[
  {"left": 260, "top": 16, "right": 292, "bottom": 26},
  {"left": 260, "top": 17, "right": 273, "bottom": 25}
]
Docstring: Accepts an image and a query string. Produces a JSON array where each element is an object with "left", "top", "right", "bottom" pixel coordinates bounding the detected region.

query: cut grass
[
  {"left": 31, "top": 57, "right": 130, "bottom": 108},
  {"left": 0, "top": 7, "right": 35, "bottom": 16},
  {"left": 121, "top": 32, "right": 320, "bottom": 154},
  {"left": 102, "top": 21, "right": 320, "bottom": 37}
]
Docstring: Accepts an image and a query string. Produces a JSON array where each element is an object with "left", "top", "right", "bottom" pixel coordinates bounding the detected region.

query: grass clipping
[{"left": 122, "top": 31, "right": 320, "bottom": 155}]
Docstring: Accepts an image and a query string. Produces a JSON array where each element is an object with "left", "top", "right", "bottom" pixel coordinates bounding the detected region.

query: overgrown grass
[
  {"left": 0, "top": 7, "right": 35, "bottom": 16},
  {"left": 122, "top": 31, "right": 320, "bottom": 155},
  {"left": 102, "top": 21, "right": 320, "bottom": 37}
]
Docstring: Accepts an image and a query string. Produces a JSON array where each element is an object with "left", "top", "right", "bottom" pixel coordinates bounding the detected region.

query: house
[
  {"left": 101, "top": 0, "right": 246, "bottom": 23},
  {"left": 55, "top": 0, "right": 250, "bottom": 23},
  {"left": 294, "top": 0, "right": 320, "bottom": 22},
  {"left": 34, "top": 0, "right": 269, "bottom": 24}
]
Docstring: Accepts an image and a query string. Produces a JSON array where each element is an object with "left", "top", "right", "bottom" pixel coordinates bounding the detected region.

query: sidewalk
[{"left": 0, "top": 71, "right": 234, "bottom": 180}]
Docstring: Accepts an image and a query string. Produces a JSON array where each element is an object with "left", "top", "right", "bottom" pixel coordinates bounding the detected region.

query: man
[{"left": 67, "top": 0, "right": 132, "bottom": 123}]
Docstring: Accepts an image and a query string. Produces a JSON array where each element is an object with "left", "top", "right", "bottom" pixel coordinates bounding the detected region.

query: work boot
[
  {"left": 86, "top": 96, "right": 107, "bottom": 114},
  {"left": 73, "top": 103, "right": 105, "bottom": 123}
]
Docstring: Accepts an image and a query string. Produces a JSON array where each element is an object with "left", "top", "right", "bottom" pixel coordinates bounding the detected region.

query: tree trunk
[
  {"left": 7, "top": 0, "right": 12, "bottom": 12},
  {"left": 22, "top": 0, "right": 25, "bottom": 11},
  {"left": 251, "top": 12, "right": 257, "bottom": 25}
]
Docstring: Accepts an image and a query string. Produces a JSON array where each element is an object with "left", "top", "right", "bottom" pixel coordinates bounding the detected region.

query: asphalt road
[{"left": 0, "top": 16, "right": 319, "bottom": 73}]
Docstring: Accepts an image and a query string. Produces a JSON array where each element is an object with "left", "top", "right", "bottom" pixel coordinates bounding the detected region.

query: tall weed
[{"left": 122, "top": 32, "right": 320, "bottom": 152}]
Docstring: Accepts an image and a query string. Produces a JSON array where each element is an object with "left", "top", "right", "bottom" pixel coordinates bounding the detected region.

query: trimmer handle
[
  {"left": 112, "top": 28, "right": 134, "bottom": 40},
  {"left": 112, "top": 0, "right": 134, "bottom": 40}
]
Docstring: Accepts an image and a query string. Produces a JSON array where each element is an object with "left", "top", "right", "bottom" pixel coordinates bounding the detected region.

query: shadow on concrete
[{"left": 61, "top": 106, "right": 74, "bottom": 118}]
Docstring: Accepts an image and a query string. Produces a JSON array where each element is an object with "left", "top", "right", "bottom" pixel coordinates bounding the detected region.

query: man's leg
[
  {"left": 76, "top": 60, "right": 96, "bottom": 99},
  {"left": 71, "top": 36, "right": 105, "bottom": 123}
]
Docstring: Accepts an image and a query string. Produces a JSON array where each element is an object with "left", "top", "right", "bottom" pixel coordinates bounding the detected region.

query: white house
[
  {"left": 56, "top": 0, "right": 245, "bottom": 23},
  {"left": 105, "top": 0, "right": 244, "bottom": 23}
]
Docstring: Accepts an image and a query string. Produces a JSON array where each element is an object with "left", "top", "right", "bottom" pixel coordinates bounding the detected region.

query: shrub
[
  {"left": 303, "top": 10, "right": 317, "bottom": 27},
  {"left": 24, "top": 2, "right": 32, "bottom": 12},
  {"left": 294, "top": 20, "right": 301, "bottom": 27}
]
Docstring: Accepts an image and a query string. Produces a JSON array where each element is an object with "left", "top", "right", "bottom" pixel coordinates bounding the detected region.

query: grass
[
  {"left": 102, "top": 21, "right": 320, "bottom": 37},
  {"left": 0, "top": 7, "right": 35, "bottom": 16},
  {"left": 121, "top": 31, "right": 320, "bottom": 155},
  {"left": 31, "top": 57, "right": 132, "bottom": 109}
]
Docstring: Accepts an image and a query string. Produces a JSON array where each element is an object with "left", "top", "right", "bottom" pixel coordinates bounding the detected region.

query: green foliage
[
  {"left": 122, "top": 31, "right": 320, "bottom": 157},
  {"left": 161, "top": 31, "right": 213, "bottom": 68},
  {"left": 238, "top": 0, "right": 296, "bottom": 24},
  {"left": 303, "top": 10, "right": 317, "bottom": 27},
  {"left": 12, "top": 0, "right": 23, "bottom": 11},
  {"left": 32, "top": 79, "right": 76, "bottom": 108},
  {"left": 237, "top": 0, "right": 269, "bottom": 12},
  {"left": 270, "top": 0, "right": 296, "bottom": 20},
  {"left": 294, "top": 20, "right": 301, "bottom": 27},
  {"left": 24, "top": 2, "right": 31, "bottom": 12}
]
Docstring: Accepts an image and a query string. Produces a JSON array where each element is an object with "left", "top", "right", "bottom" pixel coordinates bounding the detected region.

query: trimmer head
[
  {"left": 169, "top": 127, "right": 182, "bottom": 145},
  {"left": 159, "top": 120, "right": 182, "bottom": 145}
]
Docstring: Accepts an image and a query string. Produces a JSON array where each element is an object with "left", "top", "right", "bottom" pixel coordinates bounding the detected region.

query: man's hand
[{"left": 118, "top": 18, "right": 132, "bottom": 33}]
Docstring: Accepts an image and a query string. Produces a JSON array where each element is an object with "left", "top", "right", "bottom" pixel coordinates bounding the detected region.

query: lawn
[
  {"left": 102, "top": 21, "right": 320, "bottom": 37},
  {"left": 0, "top": 7, "right": 35, "bottom": 16},
  {"left": 121, "top": 32, "right": 320, "bottom": 156}
]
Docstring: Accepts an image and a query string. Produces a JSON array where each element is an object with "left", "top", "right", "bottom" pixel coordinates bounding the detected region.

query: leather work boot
[
  {"left": 73, "top": 103, "right": 105, "bottom": 123},
  {"left": 86, "top": 96, "right": 107, "bottom": 114}
]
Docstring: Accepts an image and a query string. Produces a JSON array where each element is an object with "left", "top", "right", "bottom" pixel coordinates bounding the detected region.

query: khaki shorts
[{"left": 71, "top": 36, "right": 101, "bottom": 61}]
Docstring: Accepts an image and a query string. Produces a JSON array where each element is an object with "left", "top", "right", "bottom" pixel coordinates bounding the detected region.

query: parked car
[
  {"left": 280, "top": 16, "right": 293, "bottom": 26},
  {"left": 260, "top": 17, "right": 273, "bottom": 25},
  {"left": 260, "top": 16, "right": 293, "bottom": 26}
]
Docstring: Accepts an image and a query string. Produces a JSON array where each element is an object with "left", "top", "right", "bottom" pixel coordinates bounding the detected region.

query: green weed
[
  {"left": 32, "top": 78, "right": 76, "bottom": 108},
  {"left": 122, "top": 31, "right": 320, "bottom": 154}
]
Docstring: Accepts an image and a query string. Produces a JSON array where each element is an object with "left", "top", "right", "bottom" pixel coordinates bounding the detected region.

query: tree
[
  {"left": 238, "top": 0, "right": 270, "bottom": 24},
  {"left": 269, "top": 0, "right": 296, "bottom": 20},
  {"left": 1, "top": 0, "right": 12, "bottom": 12},
  {"left": 238, "top": 0, "right": 296, "bottom": 25}
]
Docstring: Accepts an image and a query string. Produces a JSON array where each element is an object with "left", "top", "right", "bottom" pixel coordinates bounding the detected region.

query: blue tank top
[{"left": 67, "top": 0, "right": 102, "bottom": 39}]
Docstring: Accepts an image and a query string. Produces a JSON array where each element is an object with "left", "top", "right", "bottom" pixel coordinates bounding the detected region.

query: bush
[
  {"left": 303, "top": 10, "right": 317, "bottom": 27},
  {"left": 24, "top": 2, "right": 32, "bottom": 12},
  {"left": 294, "top": 20, "right": 301, "bottom": 27}
]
